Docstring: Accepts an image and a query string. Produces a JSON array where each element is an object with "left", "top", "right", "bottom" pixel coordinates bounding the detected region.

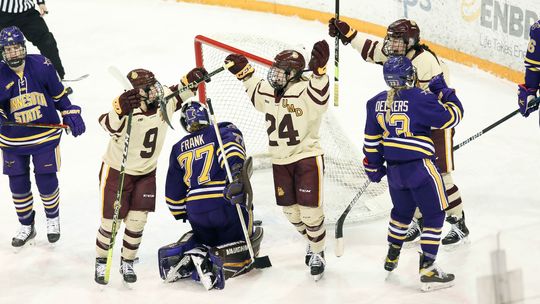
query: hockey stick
[
  {"left": 103, "top": 66, "right": 135, "bottom": 284},
  {"left": 333, "top": 0, "right": 340, "bottom": 107},
  {"left": 164, "top": 61, "right": 234, "bottom": 101},
  {"left": 453, "top": 97, "right": 540, "bottom": 151},
  {"left": 206, "top": 98, "right": 272, "bottom": 269},
  {"left": 1, "top": 121, "right": 69, "bottom": 129},
  {"left": 61, "top": 73, "right": 89, "bottom": 82},
  {"left": 335, "top": 179, "right": 371, "bottom": 257}
]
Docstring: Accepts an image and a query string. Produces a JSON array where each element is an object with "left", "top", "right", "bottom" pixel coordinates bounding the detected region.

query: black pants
[{"left": 0, "top": 9, "right": 65, "bottom": 78}]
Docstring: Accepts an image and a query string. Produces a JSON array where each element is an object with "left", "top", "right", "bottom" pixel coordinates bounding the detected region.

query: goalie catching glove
[{"left": 224, "top": 54, "right": 254, "bottom": 80}]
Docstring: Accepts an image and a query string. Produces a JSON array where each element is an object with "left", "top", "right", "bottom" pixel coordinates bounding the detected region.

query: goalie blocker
[{"left": 158, "top": 226, "right": 264, "bottom": 284}]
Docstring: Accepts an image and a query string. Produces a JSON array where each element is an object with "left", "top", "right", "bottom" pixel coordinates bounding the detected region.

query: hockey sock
[
  {"left": 9, "top": 174, "right": 35, "bottom": 225},
  {"left": 96, "top": 218, "right": 114, "bottom": 258},
  {"left": 122, "top": 211, "right": 147, "bottom": 260},
  {"left": 283, "top": 205, "right": 307, "bottom": 237},
  {"left": 36, "top": 173, "right": 60, "bottom": 219},
  {"left": 300, "top": 205, "right": 326, "bottom": 253},
  {"left": 387, "top": 218, "right": 410, "bottom": 246},
  {"left": 442, "top": 173, "right": 463, "bottom": 219}
]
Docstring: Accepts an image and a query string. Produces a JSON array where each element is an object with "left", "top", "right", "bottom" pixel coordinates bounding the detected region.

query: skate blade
[
  {"left": 442, "top": 237, "right": 470, "bottom": 252},
  {"left": 312, "top": 273, "right": 324, "bottom": 282},
  {"left": 122, "top": 280, "right": 134, "bottom": 290},
  {"left": 421, "top": 281, "right": 455, "bottom": 292},
  {"left": 12, "top": 238, "right": 36, "bottom": 253}
]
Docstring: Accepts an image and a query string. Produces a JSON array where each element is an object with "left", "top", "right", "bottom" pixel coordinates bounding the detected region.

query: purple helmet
[
  {"left": 383, "top": 56, "right": 416, "bottom": 88},
  {"left": 180, "top": 100, "right": 210, "bottom": 133},
  {"left": 0, "top": 26, "right": 26, "bottom": 68}
]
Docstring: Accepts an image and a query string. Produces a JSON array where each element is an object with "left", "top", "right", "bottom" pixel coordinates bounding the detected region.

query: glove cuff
[
  {"left": 235, "top": 64, "right": 254, "bottom": 80},
  {"left": 112, "top": 97, "right": 123, "bottom": 116}
]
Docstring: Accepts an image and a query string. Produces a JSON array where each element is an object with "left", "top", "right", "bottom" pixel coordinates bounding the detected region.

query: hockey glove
[
  {"left": 182, "top": 67, "right": 209, "bottom": 93},
  {"left": 328, "top": 17, "right": 357, "bottom": 45},
  {"left": 518, "top": 84, "right": 539, "bottom": 117},
  {"left": 363, "top": 157, "right": 386, "bottom": 183},
  {"left": 225, "top": 54, "right": 254, "bottom": 81},
  {"left": 61, "top": 105, "right": 86, "bottom": 137},
  {"left": 308, "top": 40, "right": 330, "bottom": 76},
  {"left": 428, "top": 74, "right": 449, "bottom": 95},
  {"left": 223, "top": 164, "right": 246, "bottom": 205},
  {"left": 114, "top": 88, "right": 141, "bottom": 116}
]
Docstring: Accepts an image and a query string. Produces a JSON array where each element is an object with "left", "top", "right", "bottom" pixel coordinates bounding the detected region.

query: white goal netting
[{"left": 194, "top": 34, "right": 391, "bottom": 224}]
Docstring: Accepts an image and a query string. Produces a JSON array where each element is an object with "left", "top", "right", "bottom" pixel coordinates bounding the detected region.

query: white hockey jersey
[
  {"left": 99, "top": 87, "right": 194, "bottom": 175},
  {"left": 350, "top": 34, "right": 450, "bottom": 89},
  {"left": 242, "top": 74, "right": 329, "bottom": 165}
]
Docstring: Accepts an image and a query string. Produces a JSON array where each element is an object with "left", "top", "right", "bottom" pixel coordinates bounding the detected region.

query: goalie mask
[
  {"left": 267, "top": 50, "right": 305, "bottom": 91},
  {"left": 180, "top": 100, "right": 210, "bottom": 133},
  {"left": 0, "top": 26, "right": 27, "bottom": 68},
  {"left": 382, "top": 19, "right": 420, "bottom": 56},
  {"left": 127, "top": 68, "right": 164, "bottom": 107},
  {"left": 383, "top": 56, "right": 417, "bottom": 89}
]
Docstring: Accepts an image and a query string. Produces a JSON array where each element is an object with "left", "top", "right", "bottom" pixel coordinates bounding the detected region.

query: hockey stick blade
[
  {"left": 335, "top": 179, "right": 371, "bottom": 257},
  {"left": 62, "top": 74, "right": 89, "bottom": 82},
  {"left": 253, "top": 255, "right": 272, "bottom": 269}
]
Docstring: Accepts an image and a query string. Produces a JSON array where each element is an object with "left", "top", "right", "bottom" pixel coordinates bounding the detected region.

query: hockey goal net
[{"left": 194, "top": 34, "right": 391, "bottom": 224}]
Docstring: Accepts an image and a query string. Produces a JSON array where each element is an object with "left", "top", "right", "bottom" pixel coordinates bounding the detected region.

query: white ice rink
[{"left": 0, "top": 0, "right": 539, "bottom": 303}]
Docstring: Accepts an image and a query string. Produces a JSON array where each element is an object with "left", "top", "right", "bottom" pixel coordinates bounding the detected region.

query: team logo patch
[
  {"left": 130, "top": 71, "right": 139, "bottom": 79},
  {"left": 4, "top": 160, "right": 15, "bottom": 168},
  {"left": 277, "top": 187, "right": 285, "bottom": 197}
]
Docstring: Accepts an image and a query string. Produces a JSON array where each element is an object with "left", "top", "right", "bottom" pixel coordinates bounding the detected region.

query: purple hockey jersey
[
  {"left": 0, "top": 54, "right": 72, "bottom": 155},
  {"left": 363, "top": 88, "right": 464, "bottom": 165},
  {"left": 525, "top": 20, "right": 540, "bottom": 89},
  {"left": 165, "top": 122, "right": 246, "bottom": 219}
]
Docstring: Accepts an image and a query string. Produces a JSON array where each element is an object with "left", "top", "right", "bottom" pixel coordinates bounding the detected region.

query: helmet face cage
[
  {"left": 383, "top": 56, "right": 417, "bottom": 89},
  {"left": 180, "top": 101, "right": 211, "bottom": 133},
  {"left": 382, "top": 19, "right": 420, "bottom": 56},
  {"left": 267, "top": 66, "right": 289, "bottom": 91},
  {"left": 142, "top": 81, "right": 164, "bottom": 106},
  {"left": 0, "top": 26, "right": 26, "bottom": 68}
]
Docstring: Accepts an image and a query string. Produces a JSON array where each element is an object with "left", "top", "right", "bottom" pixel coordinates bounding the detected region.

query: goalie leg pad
[
  {"left": 210, "top": 226, "right": 264, "bottom": 279},
  {"left": 158, "top": 231, "right": 197, "bottom": 281}
]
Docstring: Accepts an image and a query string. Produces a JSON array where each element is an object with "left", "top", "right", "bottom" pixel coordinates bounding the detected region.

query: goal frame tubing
[{"left": 194, "top": 35, "right": 273, "bottom": 103}]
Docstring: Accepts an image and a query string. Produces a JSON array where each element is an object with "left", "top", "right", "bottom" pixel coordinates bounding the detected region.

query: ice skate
[
  {"left": 309, "top": 251, "right": 325, "bottom": 282},
  {"left": 192, "top": 254, "right": 218, "bottom": 290},
  {"left": 305, "top": 244, "right": 313, "bottom": 266},
  {"left": 403, "top": 218, "right": 422, "bottom": 248},
  {"left": 384, "top": 243, "right": 401, "bottom": 272},
  {"left": 46, "top": 217, "right": 61, "bottom": 244},
  {"left": 94, "top": 257, "right": 107, "bottom": 285},
  {"left": 419, "top": 253, "right": 455, "bottom": 292},
  {"left": 120, "top": 258, "right": 137, "bottom": 285},
  {"left": 12, "top": 223, "right": 36, "bottom": 250},
  {"left": 442, "top": 212, "right": 469, "bottom": 249}
]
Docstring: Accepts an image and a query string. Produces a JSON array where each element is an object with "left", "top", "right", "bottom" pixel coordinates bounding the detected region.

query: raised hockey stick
[
  {"left": 333, "top": 0, "right": 340, "bottom": 107},
  {"left": 164, "top": 61, "right": 234, "bottom": 101},
  {"left": 206, "top": 98, "right": 272, "bottom": 269},
  {"left": 103, "top": 66, "right": 135, "bottom": 284},
  {"left": 1, "top": 121, "right": 69, "bottom": 129},
  {"left": 453, "top": 97, "right": 540, "bottom": 151},
  {"left": 335, "top": 179, "right": 371, "bottom": 257}
]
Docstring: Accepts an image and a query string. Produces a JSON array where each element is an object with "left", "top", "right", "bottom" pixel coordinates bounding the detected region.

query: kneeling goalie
[{"left": 159, "top": 100, "right": 263, "bottom": 290}]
